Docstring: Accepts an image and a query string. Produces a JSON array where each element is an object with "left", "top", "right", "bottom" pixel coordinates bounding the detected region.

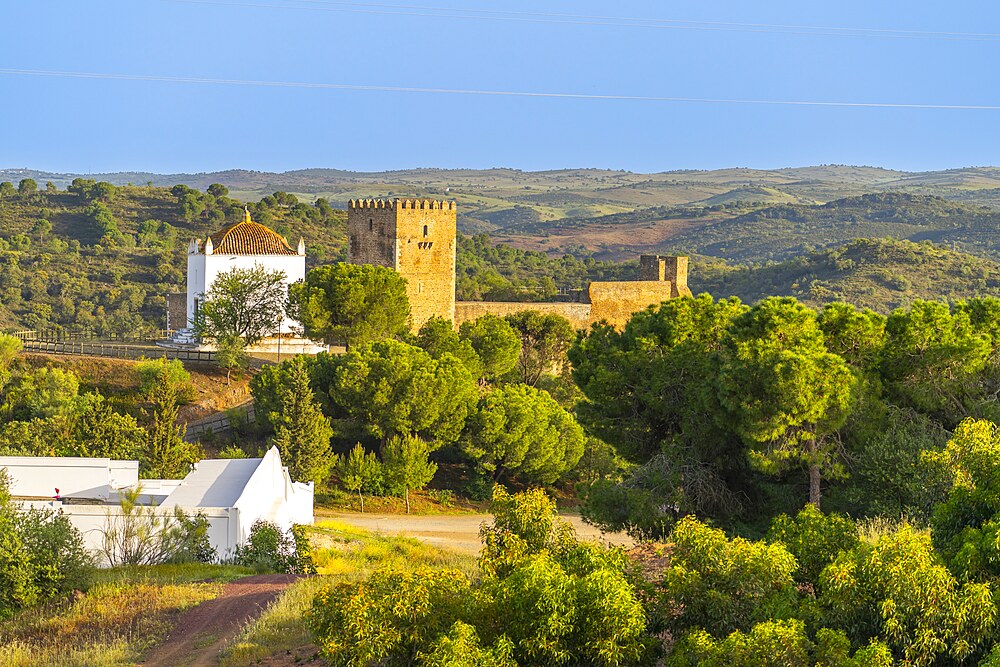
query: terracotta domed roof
[{"left": 208, "top": 209, "right": 297, "bottom": 255}]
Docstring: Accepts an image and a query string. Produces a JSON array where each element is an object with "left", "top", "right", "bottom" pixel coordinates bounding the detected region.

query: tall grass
[{"left": 218, "top": 520, "right": 476, "bottom": 664}]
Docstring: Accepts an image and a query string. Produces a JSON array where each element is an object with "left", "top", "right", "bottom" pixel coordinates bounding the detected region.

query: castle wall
[
  {"left": 454, "top": 301, "right": 593, "bottom": 330},
  {"left": 454, "top": 281, "right": 685, "bottom": 331},
  {"left": 587, "top": 281, "right": 679, "bottom": 328}
]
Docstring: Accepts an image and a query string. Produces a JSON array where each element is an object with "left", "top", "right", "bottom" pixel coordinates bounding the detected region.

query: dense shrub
[
  {"left": 819, "top": 524, "right": 995, "bottom": 666},
  {"left": 0, "top": 471, "right": 93, "bottom": 618},
  {"left": 767, "top": 505, "right": 859, "bottom": 583},
  {"left": 310, "top": 487, "right": 650, "bottom": 667},
  {"left": 310, "top": 568, "right": 472, "bottom": 666},
  {"left": 135, "top": 357, "right": 194, "bottom": 403},
  {"left": 655, "top": 516, "right": 799, "bottom": 637},
  {"left": 234, "top": 519, "right": 313, "bottom": 574},
  {"left": 668, "top": 620, "right": 892, "bottom": 667}
]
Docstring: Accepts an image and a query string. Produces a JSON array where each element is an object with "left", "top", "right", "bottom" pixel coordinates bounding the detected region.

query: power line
[
  {"left": 2, "top": 67, "right": 999, "bottom": 110},
  {"left": 162, "top": 0, "right": 1000, "bottom": 42}
]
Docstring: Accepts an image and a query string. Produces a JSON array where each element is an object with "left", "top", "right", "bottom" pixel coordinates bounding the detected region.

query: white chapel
[{"left": 167, "top": 209, "right": 324, "bottom": 353}]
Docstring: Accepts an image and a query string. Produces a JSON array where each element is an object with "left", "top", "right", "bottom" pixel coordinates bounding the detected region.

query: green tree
[
  {"left": 288, "top": 263, "right": 410, "bottom": 348},
  {"left": 270, "top": 356, "right": 334, "bottom": 485},
  {"left": 504, "top": 311, "right": 575, "bottom": 385},
  {"left": 381, "top": 433, "right": 437, "bottom": 513},
  {"left": 0, "top": 182, "right": 14, "bottom": 198},
  {"left": 817, "top": 302, "right": 886, "bottom": 372},
  {"left": 462, "top": 384, "right": 585, "bottom": 484},
  {"left": 718, "top": 297, "right": 856, "bottom": 508},
  {"left": 207, "top": 183, "right": 229, "bottom": 198},
  {"left": 881, "top": 300, "right": 993, "bottom": 425},
  {"left": 0, "top": 334, "right": 23, "bottom": 390},
  {"left": 417, "top": 316, "right": 483, "bottom": 378},
  {"left": 570, "top": 295, "right": 749, "bottom": 534},
  {"left": 17, "top": 179, "right": 37, "bottom": 196},
  {"left": 928, "top": 418, "right": 1000, "bottom": 581},
  {"left": 458, "top": 314, "right": 521, "bottom": 382},
  {"left": 215, "top": 334, "right": 249, "bottom": 385},
  {"left": 142, "top": 375, "right": 198, "bottom": 479},
  {"left": 30, "top": 219, "right": 52, "bottom": 243},
  {"left": 194, "top": 265, "right": 287, "bottom": 348},
  {"left": 329, "top": 340, "right": 477, "bottom": 446},
  {"left": 67, "top": 393, "right": 145, "bottom": 460},
  {"left": 4, "top": 367, "right": 80, "bottom": 420},
  {"left": 336, "top": 443, "right": 383, "bottom": 512}
]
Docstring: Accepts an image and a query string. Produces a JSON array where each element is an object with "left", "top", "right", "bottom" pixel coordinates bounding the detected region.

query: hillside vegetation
[
  {"left": 696, "top": 238, "right": 1000, "bottom": 313},
  {"left": 1, "top": 180, "right": 999, "bottom": 331},
  {"left": 7, "top": 164, "right": 1000, "bottom": 235},
  {"left": 0, "top": 183, "right": 345, "bottom": 333}
]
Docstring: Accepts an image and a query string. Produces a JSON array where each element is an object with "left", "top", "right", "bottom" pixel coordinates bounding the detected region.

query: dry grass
[{"left": 0, "top": 564, "right": 250, "bottom": 667}]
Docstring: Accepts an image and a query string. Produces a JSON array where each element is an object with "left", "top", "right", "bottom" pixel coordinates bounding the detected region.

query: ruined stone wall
[
  {"left": 586, "top": 281, "right": 679, "bottom": 329},
  {"left": 455, "top": 301, "right": 593, "bottom": 330},
  {"left": 165, "top": 292, "right": 187, "bottom": 331}
]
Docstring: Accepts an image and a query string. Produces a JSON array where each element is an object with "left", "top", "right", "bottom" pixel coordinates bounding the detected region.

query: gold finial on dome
[{"left": 244, "top": 205, "right": 252, "bottom": 224}]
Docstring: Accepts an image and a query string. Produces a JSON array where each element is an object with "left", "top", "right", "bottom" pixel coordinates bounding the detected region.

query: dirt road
[
  {"left": 323, "top": 512, "right": 633, "bottom": 553},
  {"left": 141, "top": 574, "right": 299, "bottom": 667}
]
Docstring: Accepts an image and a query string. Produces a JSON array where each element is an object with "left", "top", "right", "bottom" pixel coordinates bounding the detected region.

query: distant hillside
[
  {"left": 695, "top": 238, "right": 1000, "bottom": 313},
  {"left": 660, "top": 193, "right": 1000, "bottom": 263},
  {"left": 494, "top": 193, "right": 1000, "bottom": 265},
  {"left": 6, "top": 164, "right": 1000, "bottom": 237}
]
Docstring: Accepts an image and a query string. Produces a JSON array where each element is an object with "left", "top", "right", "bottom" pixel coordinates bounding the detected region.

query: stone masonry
[
  {"left": 348, "top": 199, "right": 457, "bottom": 329},
  {"left": 347, "top": 199, "right": 692, "bottom": 331}
]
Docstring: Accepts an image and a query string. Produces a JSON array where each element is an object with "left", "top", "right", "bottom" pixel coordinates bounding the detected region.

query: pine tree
[
  {"left": 382, "top": 434, "right": 437, "bottom": 514},
  {"left": 337, "top": 443, "right": 383, "bottom": 513},
  {"left": 143, "top": 375, "right": 197, "bottom": 479},
  {"left": 271, "top": 356, "right": 334, "bottom": 485}
]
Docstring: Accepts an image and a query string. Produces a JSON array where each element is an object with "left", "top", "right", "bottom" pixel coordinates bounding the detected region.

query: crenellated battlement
[{"left": 348, "top": 199, "right": 457, "bottom": 211}]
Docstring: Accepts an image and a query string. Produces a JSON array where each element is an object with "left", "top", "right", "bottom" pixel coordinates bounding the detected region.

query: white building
[
  {"left": 1, "top": 446, "right": 313, "bottom": 563},
  {"left": 165, "top": 208, "right": 326, "bottom": 353},
  {"left": 186, "top": 208, "right": 306, "bottom": 333}
]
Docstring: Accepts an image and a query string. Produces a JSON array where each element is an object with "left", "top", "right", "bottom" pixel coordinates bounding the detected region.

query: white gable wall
[{"left": 233, "top": 447, "right": 314, "bottom": 545}]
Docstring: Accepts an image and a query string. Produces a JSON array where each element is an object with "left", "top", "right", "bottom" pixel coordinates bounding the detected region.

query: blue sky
[{"left": 1, "top": 0, "right": 998, "bottom": 173}]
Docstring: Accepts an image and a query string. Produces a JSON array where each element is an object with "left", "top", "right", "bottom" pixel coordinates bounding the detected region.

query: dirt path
[
  {"left": 141, "top": 574, "right": 299, "bottom": 667},
  {"left": 322, "top": 512, "right": 633, "bottom": 553}
]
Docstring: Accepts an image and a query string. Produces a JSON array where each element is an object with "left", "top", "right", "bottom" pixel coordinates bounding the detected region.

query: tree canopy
[{"left": 288, "top": 263, "right": 410, "bottom": 348}]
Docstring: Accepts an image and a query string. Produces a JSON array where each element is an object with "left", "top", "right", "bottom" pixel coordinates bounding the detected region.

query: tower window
[
  {"left": 423, "top": 225, "right": 428, "bottom": 237},
  {"left": 369, "top": 219, "right": 374, "bottom": 232}
]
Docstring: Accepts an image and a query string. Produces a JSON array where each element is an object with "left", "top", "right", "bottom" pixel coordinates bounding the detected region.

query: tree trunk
[
  {"left": 404, "top": 486, "right": 410, "bottom": 514},
  {"left": 359, "top": 489, "right": 365, "bottom": 513},
  {"left": 808, "top": 437, "right": 821, "bottom": 509}
]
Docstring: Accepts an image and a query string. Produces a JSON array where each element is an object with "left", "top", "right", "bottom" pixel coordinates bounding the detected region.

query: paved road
[{"left": 322, "top": 512, "right": 633, "bottom": 554}]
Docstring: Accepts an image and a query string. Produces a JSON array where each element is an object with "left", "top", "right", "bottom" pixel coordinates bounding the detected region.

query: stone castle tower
[{"left": 347, "top": 199, "right": 457, "bottom": 328}]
